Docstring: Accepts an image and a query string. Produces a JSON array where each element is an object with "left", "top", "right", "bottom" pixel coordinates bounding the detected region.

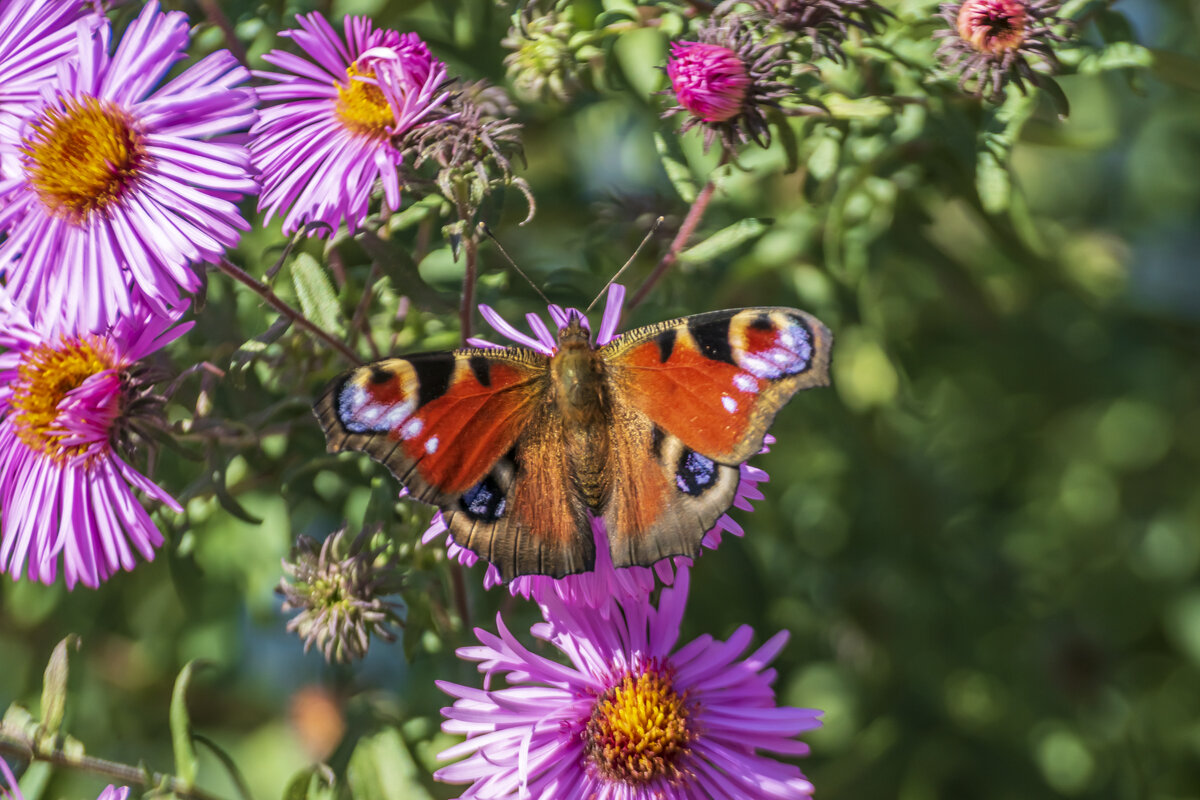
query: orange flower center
[
  {"left": 22, "top": 96, "right": 145, "bottom": 222},
  {"left": 336, "top": 62, "right": 393, "bottom": 137},
  {"left": 957, "top": 0, "right": 1029, "bottom": 55},
  {"left": 584, "top": 661, "right": 693, "bottom": 785},
  {"left": 11, "top": 336, "right": 117, "bottom": 460}
]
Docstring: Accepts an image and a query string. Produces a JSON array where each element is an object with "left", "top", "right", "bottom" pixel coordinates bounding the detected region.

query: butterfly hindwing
[{"left": 602, "top": 307, "right": 832, "bottom": 464}]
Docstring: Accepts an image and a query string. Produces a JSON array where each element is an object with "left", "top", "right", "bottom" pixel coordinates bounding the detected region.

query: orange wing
[
  {"left": 602, "top": 307, "right": 832, "bottom": 464},
  {"left": 314, "top": 347, "right": 594, "bottom": 580},
  {"left": 597, "top": 308, "right": 832, "bottom": 567}
]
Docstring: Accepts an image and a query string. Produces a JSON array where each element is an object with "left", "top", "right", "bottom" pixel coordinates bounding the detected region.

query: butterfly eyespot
[
  {"left": 736, "top": 317, "right": 814, "bottom": 380},
  {"left": 733, "top": 373, "right": 760, "bottom": 394},
  {"left": 401, "top": 417, "right": 423, "bottom": 439},
  {"left": 370, "top": 366, "right": 393, "bottom": 384},
  {"left": 461, "top": 475, "right": 507, "bottom": 521},
  {"left": 675, "top": 449, "right": 718, "bottom": 497}
]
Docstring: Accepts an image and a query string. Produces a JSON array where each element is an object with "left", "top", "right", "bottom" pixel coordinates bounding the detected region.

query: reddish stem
[{"left": 629, "top": 176, "right": 719, "bottom": 309}]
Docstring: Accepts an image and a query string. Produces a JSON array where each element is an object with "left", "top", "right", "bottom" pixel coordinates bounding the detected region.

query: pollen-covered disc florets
[
  {"left": 584, "top": 659, "right": 693, "bottom": 785},
  {"left": 662, "top": 13, "right": 804, "bottom": 156},
  {"left": 278, "top": 526, "right": 405, "bottom": 663},
  {"left": 935, "top": 0, "right": 1067, "bottom": 101}
]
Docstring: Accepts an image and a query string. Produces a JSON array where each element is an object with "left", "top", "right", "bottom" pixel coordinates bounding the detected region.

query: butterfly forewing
[
  {"left": 602, "top": 307, "right": 832, "bottom": 464},
  {"left": 314, "top": 348, "right": 548, "bottom": 505}
]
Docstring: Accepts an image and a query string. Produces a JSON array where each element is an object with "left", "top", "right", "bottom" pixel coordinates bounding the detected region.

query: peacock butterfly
[{"left": 314, "top": 299, "right": 832, "bottom": 582}]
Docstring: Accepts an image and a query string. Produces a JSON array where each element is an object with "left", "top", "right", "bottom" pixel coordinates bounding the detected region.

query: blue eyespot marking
[{"left": 676, "top": 449, "right": 717, "bottom": 497}]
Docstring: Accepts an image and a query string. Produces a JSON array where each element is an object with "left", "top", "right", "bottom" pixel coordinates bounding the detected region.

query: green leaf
[
  {"left": 39, "top": 635, "right": 78, "bottom": 738},
  {"left": 976, "top": 150, "right": 1011, "bottom": 214},
  {"left": 678, "top": 219, "right": 770, "bottom": 264},
  {"left": 348, "top": 728, "right": 434, "bottom": 800},
  {"left": 194, "top": 733, "right": 255, "bottom": 800},
  {"left": 1150, "top": 49, "right": 1200, "bottom": 92},
  {"left": 283, "top": 765, "right": 335, "bottom": 800},
  {"left": 290, "top": 253, "right": 344, "bottom": 337},
  {"left": 654, "top": 131, "right": 697, "bottom": 203},
  {"left": 824, "top": 94, "right": 891, "bottom": 120},
  {"left": 807, "top": 135, "right": 840, "bottom": 182},
  {"left": 170, "top": 659, "right": 209, "bottom": 788},
  {"left": 1074, "top": 42, "right": 1154, "bottom": 75}
]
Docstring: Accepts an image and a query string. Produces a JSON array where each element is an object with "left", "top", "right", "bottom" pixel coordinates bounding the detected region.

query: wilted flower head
[
  {"left": 403, "top": 80, "right": 535, "bottom": 225},
  {"left": 251, "top": 13, "right": 454, "bottom": 236},
  {"left": 0, "top": 291, "right": 191, "bottom": 589},
  {"left": 501, "top": 7, "right": 581, "bottom": 104},
  {"left": 436, "top": 568, "right": 822, "bottom": 798},
  {"left": 744, "top": 0, "right": 891, "bottom": 61},
  {"left": 278, "top": 525, "right": 404, "bottom": 663},
  {"left": 663, "top": 13, "right": 805, "bottom": 155},
  {"left": 935, "top": 0, "right": 1067, "bottom": 101},
  {"left": 0, "top": 1, "right": 257, "bottom": 329},
  {"left": 420, "top": 284, "right": 774, "bottom": 609}
]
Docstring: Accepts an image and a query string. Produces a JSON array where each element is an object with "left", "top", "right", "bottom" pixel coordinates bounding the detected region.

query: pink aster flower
[
  {"left": 668, "top": 42, "right": 751, "bottom": 123},
  {"left": 0, "top": 289, "right": 192, "bottom": 589},
  {"left": 0, "top": 0, "right": 100, "bottom": 112},
  {"left": 250, "top": 13, "right": 453, "bottom": 236},
  {"left": 436, "top": 567, "right": 822, "bottom": 799},
  {"left": 0, "top": 1, "right": 257, "bottom": 329},
  {"left": 420, "top": 284, "right": 773, "bottom": 609}
]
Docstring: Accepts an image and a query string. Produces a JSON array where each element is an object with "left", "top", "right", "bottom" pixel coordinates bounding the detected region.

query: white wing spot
[
  {"left": 733, "top": 372, "right": 760, "bottom": 394},
  {"left": 425, "top": 436, "right": 440, "bottom": 454},
  {"left": 401, "top": 417, "right": 424, "bottom": 439},
  {"left": 721, "top": 395, "right": 738, "bottom": 413}
]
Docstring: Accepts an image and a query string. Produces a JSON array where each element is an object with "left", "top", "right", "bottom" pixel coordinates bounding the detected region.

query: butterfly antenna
[
  {"left": 478, "top": 223, "right": 552, "bottom": 307},
  {"left": 585, "top": 216, "right": 664, "bottom": 313}
]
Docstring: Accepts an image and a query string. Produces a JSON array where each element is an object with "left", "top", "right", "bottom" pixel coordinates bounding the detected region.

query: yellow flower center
[
  {"left": 21, "top": 96, "right": 146, "bottom": 223},
  {"left": 336, "top": 63, "right": 393, "bottom": 137},
  {"left": 584, "top": 661, "right": 692, "bottom": 785},
  {"left": 11, "top": 336, "right": 117, "bottom": 460}
]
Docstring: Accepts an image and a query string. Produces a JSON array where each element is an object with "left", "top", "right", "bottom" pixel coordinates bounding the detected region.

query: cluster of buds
[
  {"left": 277, "top": 526, "right": 404, "bottom": 663},
  {"left": 744, "top": 0, "right": 892, "bottom": 61},
  {"left": 501, "top": 5, "right": 583, "bottom": 104}
]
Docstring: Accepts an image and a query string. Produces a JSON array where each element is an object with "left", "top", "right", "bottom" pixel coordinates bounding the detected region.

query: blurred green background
[{"left": 2, "top": 0, "right": 1199, "bottom": 799}]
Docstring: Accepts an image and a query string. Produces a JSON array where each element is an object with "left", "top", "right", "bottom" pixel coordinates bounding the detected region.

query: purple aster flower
[
  {"left": 668, "top": 42, "right": 752, "bottom": 123},
  {"left": 420, "top": 284, "right": 774, "bottom": 609},
  {"left": 0, "top": 0, "right": 257, "bottom": 329},
  {"left": 436, "top": 567, "right": 822, "bottom": 798},
  {"left": 662, "top": 13, "right": 807, "bottom": 157},
  {"left": 250, "top": 13, "right": 453, "bottom": 236},
  {"left": 934, "top": 0, "right": 1067, "bottom": 101},
  {"left": 0, "top": 289, "right": 192, "bottom": 589},
  {"left": 0, "top": 0, "right": 100, "bottom": 113}
]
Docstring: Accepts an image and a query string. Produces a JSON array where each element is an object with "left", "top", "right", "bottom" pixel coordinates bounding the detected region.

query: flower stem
[
  {"left": 459, "top": 234, "right": 478, "bottom": 340},
  {"left": 215, "top": 258, "right": 360, "bottom": 366},
  {"left": 0, "top": 735, "right": 227, "bottom": 800},
  {"left": 629, "top": 176, "right": 719, "bottom": 309}
]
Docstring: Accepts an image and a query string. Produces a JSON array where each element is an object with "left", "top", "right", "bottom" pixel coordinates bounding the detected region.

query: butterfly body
[{"left": 315, "top": 307, "right": 832, "bottom": 581}]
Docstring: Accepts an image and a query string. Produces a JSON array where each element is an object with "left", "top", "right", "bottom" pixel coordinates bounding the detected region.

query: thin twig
[
  {"left": 215, "top": 258, "right": 360, "bottom": 366},
  {"left": 459, "top": 235, "right": 478, "bottom": 340},
  {"left": 628, "top": 177, "right": 720, "bottom": 310},
  {"left": 348, "top": 262, "right": 383, "bottom": 360},
  {"left": 0, "top": 736, "right": 227, "bottom": 800}
]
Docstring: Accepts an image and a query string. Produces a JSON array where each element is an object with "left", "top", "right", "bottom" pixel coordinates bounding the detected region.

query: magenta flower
[
  {"left": 0, "top": 290, "right": 191, "bottom": 589},
  {"left": 436, "top": 567, "right": 822, "bottom": 798},
  {"left": 667, "top": 42, "right": 751, "bottom": 123},
  {"left": 250, "top": 13, "right": 453, "bottom": 236},
  {"left": 0, "top": 0, "right": 99, "bottom": 112},
  {"left": 0, "top": 1, "right": 257, "bottom": 329},
  {"left": 419, "top": 284, "right": 774, "bottom": 608}
]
